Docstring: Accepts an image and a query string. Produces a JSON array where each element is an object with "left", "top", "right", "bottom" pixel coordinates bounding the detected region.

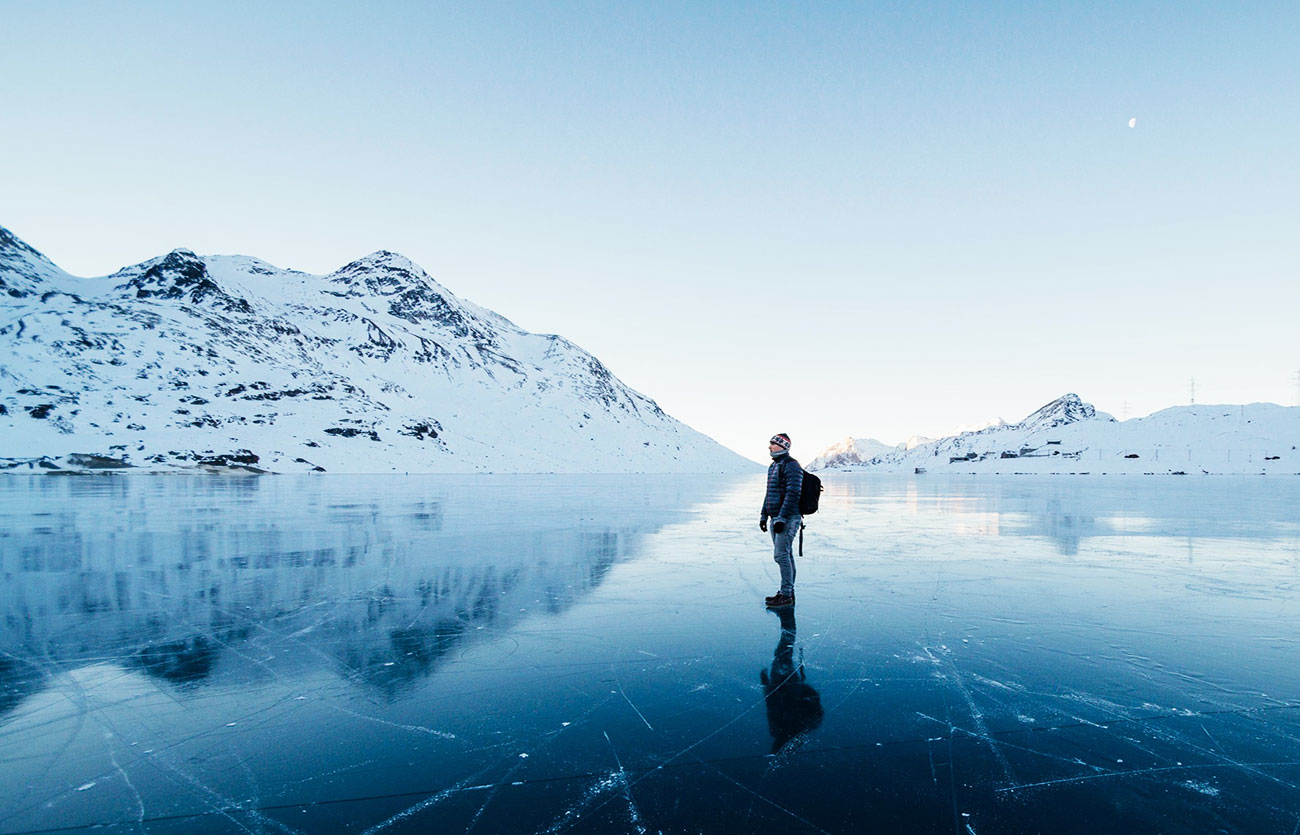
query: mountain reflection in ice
[
  {"left": 1, "top": 476, "right": 710, "bottom": 704},
  {"left": 3, "top": 474, "right": 1300, "bottom": 834},
  {"left": 825, "top": 474, "right": 1300, "bottom": 554}
]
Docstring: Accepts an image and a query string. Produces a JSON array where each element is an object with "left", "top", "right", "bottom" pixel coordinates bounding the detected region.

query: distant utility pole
[
  {"left": 1189, "top": 377, "right": 1196, "bottom": 406},
  {"left": 1295, "top": 368, "right": 1300, "bottom": 407}
]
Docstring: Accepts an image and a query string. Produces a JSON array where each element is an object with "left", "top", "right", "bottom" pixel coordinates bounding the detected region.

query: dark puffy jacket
[{"left": 761, "top": 454, "right": 804, "bottom": 521}]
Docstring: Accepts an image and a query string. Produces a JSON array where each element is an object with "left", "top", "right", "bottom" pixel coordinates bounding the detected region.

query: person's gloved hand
[
  {"left": 773, "top": 520, "right": 786, "bottom": 534},
  {"left": 759, "top": 518, "right": 767, "bottom": 532}
]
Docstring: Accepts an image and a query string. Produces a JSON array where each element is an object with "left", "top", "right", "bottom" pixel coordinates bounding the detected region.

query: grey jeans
[{"left": 770, "top": 514, "right": 801, "bottom": 596}]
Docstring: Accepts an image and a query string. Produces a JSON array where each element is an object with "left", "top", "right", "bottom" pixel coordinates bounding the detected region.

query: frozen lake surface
[{"left": 2, "top": 474, "right": 1300, "bottom": 834}]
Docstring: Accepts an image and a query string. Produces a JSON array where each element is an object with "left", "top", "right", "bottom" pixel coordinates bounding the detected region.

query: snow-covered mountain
[
  {"left": 0, "top": 227, "right": 755, "bottom": 473},
  {"left": 808, "top": 437, "right": 906, "bottom": 470},
  {"left": 812, "top": 394, "right": 1300, "bottom": 475}
]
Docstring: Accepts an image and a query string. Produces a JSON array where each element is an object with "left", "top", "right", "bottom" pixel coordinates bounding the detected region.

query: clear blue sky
[{"left": 3, "top": 1, "right": 1298, "bottom": 461}]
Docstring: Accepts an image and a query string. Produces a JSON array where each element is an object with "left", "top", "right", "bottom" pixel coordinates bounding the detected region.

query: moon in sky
[{"left": 1128, "top": 117, "right": 1137, "bottom": 128}]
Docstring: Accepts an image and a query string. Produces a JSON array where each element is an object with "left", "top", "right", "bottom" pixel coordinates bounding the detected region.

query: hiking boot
[{"left": 764, "top": 593, "right": 795, "bottom": 608}]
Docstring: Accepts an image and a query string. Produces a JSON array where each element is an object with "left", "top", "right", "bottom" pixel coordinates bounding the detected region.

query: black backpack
[{"left": 798, "top": 470, "right": 822, "bottom": 516}]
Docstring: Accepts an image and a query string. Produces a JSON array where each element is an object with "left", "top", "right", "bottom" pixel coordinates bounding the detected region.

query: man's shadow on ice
[{"left": 760, "top": 607, "right": 824, "bottom": 754}]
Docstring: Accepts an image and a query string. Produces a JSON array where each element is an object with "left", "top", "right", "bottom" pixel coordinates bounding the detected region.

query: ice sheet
[{"left": 2, "top": 474, "right": 1299, "bottom": 833}]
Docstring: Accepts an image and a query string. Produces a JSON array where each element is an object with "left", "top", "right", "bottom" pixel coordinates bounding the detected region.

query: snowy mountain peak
[
  {"left": 365, "top": 249, "right": 413, "bottom": 266},
  {"left": 0, "top": 226, "right": 64, "bottom": 296},
  {"left": 329, "top": 250, "right": 437, "bottom": 292},
  {"left": 0, "top": 226, "right": 43, "bottom": 259},
  {"left": 1017, "top": 393, "right": 1107, "bottom": 430},
  {"left": 117, "top": 248, "right": 254, "bottom": 314},
  {"left": 323, "top": 250, "right": 476, "bottom": 331},
  {"left": 808, "top": 436, "right": 904, "bottom": 470}
]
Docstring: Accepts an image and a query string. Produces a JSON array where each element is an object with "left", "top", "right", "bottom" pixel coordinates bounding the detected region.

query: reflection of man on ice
[
  {"left": 760, "top": 607, "right": 823, "bottom": 754},
  {"left": 759, "top": 433, "right": 803, "bottom": 608}
]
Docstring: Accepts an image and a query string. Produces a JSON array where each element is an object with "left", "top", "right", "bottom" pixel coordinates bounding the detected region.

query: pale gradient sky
[{"left": 3, "top": 1, "right": 1298, "bottom": 463}]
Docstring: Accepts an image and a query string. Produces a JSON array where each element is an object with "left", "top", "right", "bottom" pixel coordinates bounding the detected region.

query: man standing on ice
[{"left": 760, "top": 433, "right": 804, "bottom": 608}]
